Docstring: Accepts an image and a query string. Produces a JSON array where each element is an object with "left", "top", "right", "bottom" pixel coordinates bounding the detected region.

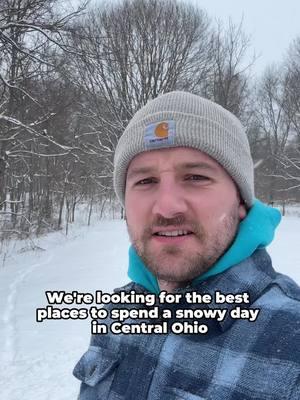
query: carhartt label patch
[{"left": 144, "top": 120, "right": 175, "bottom": 149}]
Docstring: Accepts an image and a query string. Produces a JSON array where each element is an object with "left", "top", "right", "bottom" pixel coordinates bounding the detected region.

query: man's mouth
[
  {"left": 153, "top": 230, "right": 193, "bottom": 237},
  {"left": 152, "top": 229, "right": 194, "bottom": 244}
]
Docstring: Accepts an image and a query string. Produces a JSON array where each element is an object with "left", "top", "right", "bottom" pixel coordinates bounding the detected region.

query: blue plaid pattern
[{"left": 73, "top": 249, "right": 300, "bottom": 399}]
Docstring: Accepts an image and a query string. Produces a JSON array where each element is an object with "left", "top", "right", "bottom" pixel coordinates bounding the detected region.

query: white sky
[{"left": 190, "top": 0, "right": 300, "bottom": 75}]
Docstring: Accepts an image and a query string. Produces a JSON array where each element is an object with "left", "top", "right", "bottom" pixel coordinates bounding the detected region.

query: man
[{"left": 74, "top": 92, "right": 300, "bottom": 399}]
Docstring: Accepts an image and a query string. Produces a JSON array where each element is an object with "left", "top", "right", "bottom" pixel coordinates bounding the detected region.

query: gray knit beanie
[{"left": 113, "top": 91, "right": 254, "bottom": 207}]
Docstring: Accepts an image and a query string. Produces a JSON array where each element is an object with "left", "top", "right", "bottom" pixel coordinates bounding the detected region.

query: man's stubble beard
[{"left": 127, "top": 206, "right": 241, "bottom": 284}]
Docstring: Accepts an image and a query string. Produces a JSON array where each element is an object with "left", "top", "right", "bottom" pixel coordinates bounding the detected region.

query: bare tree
[
  {"left": 285, "top": 37, "right": 300, "bottom": 139},
  {"left": 274, "top": 145, "right": 300, "bottom": 198},
  {"left": 0, "top": 0, "right": 87, "bottom": 241},
  {"left": 253, "top": 65, "right": 295, "bottom": 202},
  {"left": 202, "top": 19, "right": 254, "bottom": 119},
  {"left": 0, "top": 0, "right": 86, "bottom": 210},
  {"left": 68, "top": 0, "right": 212, "bottom": 152}
]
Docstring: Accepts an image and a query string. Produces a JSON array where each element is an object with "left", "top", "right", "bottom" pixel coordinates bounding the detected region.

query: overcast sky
[
  {"left": 84, "top": 0, "right": 300, "bottom": 77},
  {"left": 190, "top": 0, "right": 300, "bottom": 75}
]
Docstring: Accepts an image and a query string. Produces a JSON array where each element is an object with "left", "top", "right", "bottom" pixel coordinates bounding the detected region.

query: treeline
[{"left": 0, "top": 0, "right": 299, "bottom": 240}]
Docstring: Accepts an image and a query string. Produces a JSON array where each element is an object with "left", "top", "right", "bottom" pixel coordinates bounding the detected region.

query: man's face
[{"left": 125, "top": 147, "right": 246, "bottom": 290}]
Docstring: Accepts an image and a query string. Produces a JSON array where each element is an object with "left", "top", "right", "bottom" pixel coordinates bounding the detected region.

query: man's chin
[
  {"left": 134, "top": 241, "right": 216, "bottom": 280},
  {"left": 154, "top": 270, "right": 200, "bottom": 285},
  {"left": 146, "top": 260, "right": 205, "bottom": 283}
]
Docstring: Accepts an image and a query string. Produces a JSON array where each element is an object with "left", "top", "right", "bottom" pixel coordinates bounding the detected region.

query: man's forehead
[
  {"left": 126, "top": 147, "right": 222, "bottom": 178},
  {"left": 126, "top": 147, "right": 227, "bottom": 179}
]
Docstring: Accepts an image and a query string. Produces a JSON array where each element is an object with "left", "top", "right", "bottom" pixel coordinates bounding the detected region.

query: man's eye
[
  {"left": 135, "top": 178, "right": 155, "bottom": 185},
  {"left": 186, "top": 175, "right": 209, "bottom": 181}
]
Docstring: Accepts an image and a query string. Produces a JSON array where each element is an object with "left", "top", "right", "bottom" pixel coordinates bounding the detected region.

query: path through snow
[{"left": 0, "top": 216, "right": 299, "bottom": 400}]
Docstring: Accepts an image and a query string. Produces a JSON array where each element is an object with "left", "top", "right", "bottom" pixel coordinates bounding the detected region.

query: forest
[{"left": 1, "top": 0, "right": 299, "bottom": 242}]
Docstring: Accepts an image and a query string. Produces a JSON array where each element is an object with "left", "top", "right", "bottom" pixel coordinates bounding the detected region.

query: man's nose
[{"left": 152, "top": 182, "right": 188, "bottom": 218}]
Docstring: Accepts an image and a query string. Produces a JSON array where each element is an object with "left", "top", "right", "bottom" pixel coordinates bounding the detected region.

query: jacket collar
[{"left": 190, "top": 248, "right": 276, "bottom": 331}]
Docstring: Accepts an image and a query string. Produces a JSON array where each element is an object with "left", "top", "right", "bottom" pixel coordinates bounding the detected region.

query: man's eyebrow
[
  {"left": 127, "top": 167, "right": 154, "bottom": 180},
  {"left": 178, "top": 162, "right": 218, "bottom": 172},
  {"left": 127, "top": 162, "right": 218, "bottom": 180}
]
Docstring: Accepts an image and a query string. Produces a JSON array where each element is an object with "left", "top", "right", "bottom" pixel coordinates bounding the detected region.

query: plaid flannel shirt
[{"left": 73, "top": 249, "right": 300, "bottom": 400}]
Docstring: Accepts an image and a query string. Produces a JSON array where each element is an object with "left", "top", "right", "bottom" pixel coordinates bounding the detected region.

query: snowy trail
[
  {"left": 2, "top": 256, "right": 53, "bottom": 364},
  {"left": 0, "top": 221, "right": 129, "bottom": 400},
  {"left": 0, "top": 216, "right": 299, "bottom": 400}
]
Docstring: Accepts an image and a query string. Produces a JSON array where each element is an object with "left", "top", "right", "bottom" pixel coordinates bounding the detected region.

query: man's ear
[
  {"left": 235, "top": 185, "right": 247, "bottom": 221},
  {"left": 238, "top": 201, "right": 247, "bottom": 220}
]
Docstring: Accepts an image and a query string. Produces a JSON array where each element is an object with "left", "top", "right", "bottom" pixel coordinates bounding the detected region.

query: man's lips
[
  {"left": 151, "top": 230, "right": 195, "bottom": 244},
  {"left": 152, "top": 235, "right": 194, "bottom": 244},
  {"left": 151, "top": 227, "right": 194, "bottom": 235}
]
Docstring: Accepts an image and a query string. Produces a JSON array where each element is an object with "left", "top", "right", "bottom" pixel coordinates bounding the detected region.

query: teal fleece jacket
[{"left": 127, "top": 200, "right": 281, "bottom": 294}]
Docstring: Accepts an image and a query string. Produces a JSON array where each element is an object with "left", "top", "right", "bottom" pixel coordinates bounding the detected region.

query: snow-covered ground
[{"left": 0, "top": 213, "right": 299, "bottom": 400}]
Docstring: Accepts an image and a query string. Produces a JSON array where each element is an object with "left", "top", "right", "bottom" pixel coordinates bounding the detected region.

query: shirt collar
[{"left": 190, "top": 248, "right": 276, "bottom": 331}]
